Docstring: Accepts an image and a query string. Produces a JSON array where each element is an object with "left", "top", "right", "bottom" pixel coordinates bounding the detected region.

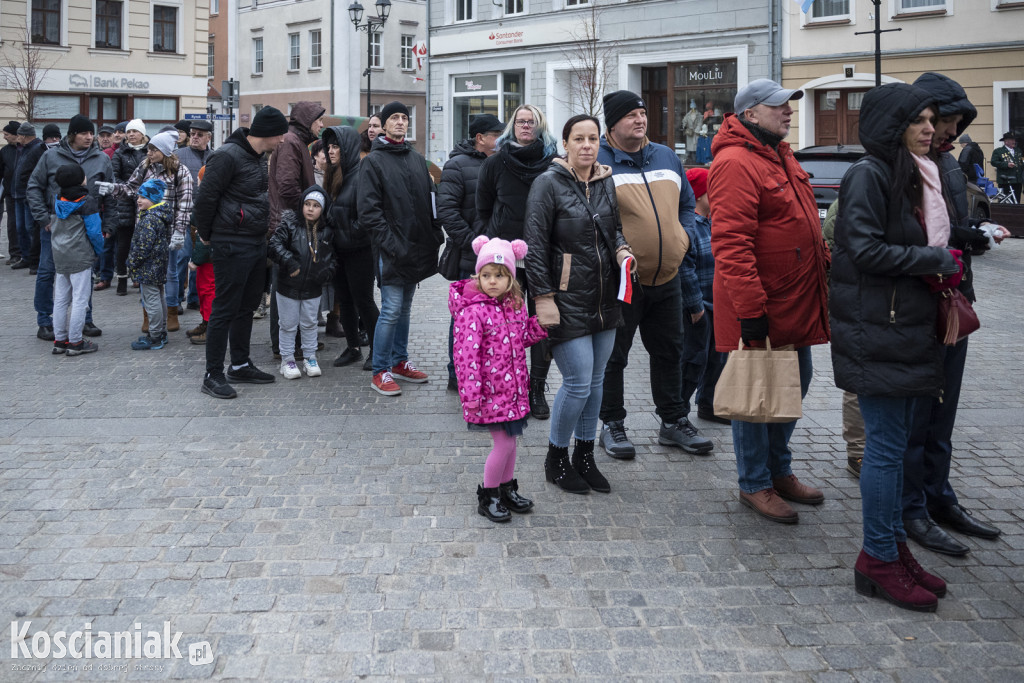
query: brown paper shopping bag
[{"left": 712, "top": 337, "right": 802, "bottom": 423}]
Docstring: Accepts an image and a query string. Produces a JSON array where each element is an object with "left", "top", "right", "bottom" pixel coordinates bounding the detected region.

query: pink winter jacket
[{"left": 449, "top": 279, "right": 548, "bottom": 425}]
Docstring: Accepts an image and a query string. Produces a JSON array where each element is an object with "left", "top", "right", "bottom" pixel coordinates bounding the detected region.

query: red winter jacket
[
  {"left": 449, "top": 279, "right": 547, "bottom": 425},
  {"left": 707, "top": 114, "right": 830, "bottom": 351}
]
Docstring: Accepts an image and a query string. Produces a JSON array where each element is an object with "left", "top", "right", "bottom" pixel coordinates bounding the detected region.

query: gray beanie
[{"left": 17, "top": 122, "right": 36, "bottom": 137}]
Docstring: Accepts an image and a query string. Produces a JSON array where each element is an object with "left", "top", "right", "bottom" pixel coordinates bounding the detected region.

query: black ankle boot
[
  {"left": 529, "top": 377, "right": 550, "bottom": 420},
  {"left": 571, "top": 439, "right": 610, "bottom": 493},
  {"left": 477, "top": 485, "right": 511, "bottom": 522},
  {"left": 545, "top": 443, "right": 589, "bottom": 494},
  {"left": 499, "top": 478, "right": 534, "bottom": 513}
]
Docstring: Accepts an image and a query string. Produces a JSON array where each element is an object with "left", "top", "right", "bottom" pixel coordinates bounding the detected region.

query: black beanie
[
  {"left": 603, "top": 90, "right": 646, "bottom": 132},
  {"left": 42, "top": 124, "right": 61, "bottom": 140},
  {"left": 56, "top": 163, "right": 86, "bottom": 190},
  {"left": 67, "top": 114, "right": 95, "bottom": 137},
  {"left": 380, "top": 101, "right": 410, "bottom": 126},
  {"left": 3, "top": 121, "right": 20, "bottom": 135},
  {"left": 250, "top": 106, "right": 289, "bottom": 137}
]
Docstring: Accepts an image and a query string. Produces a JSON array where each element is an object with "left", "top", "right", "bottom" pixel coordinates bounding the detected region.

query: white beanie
[
  {"left": 148, "top": 130, "right": 178, "bottom": 158},
  {"left": 126, "top": 119, "right": 147, "bottom": 137}
]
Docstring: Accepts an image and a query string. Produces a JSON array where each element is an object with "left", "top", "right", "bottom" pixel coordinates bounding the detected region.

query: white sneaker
[
  {"left": 303, "top": 358, "right": 322, "bottom": 377},
  {"left": 280, "top": 359, "right": 301, "bottom": 379}
]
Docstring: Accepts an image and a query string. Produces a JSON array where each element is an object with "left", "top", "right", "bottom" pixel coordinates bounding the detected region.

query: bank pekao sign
[{"left": 68, "top": 73, "right": 151, "bottom": 93}]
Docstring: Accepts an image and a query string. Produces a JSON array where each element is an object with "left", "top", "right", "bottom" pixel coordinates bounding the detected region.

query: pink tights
[{"left": 483, "top": 430, "right": 518, "bottom": 488}]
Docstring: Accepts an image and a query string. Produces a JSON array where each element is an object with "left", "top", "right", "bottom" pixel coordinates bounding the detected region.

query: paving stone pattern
[{"left": 0, "top": 235, "right": 1022, "bottom": 682}]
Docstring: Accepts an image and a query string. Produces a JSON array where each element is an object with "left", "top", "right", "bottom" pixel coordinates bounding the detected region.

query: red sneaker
[
  {"left": 391, "top": 360, "right": 428, "bottom": 383},
  {"left": 372, "top": 371, "right": 402, "bottom": 396}
]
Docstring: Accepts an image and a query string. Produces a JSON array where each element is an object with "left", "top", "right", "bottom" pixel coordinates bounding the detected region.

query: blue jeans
[
  {"left": 34, "top": 228, "right": 94, "bottom": 327},
  {"left": 549, "top": 330, "right": 616, "bottom": 448},
  {"left": 165, "top": 245, "right": 181, "bottom": 306},
  {"left": 859, "top": 395, "right": 916, "bottom": 562},
  {"left": 732, "top": 346, "right": 813, "bottom": 493},
  {"left": 373, "top": 275, "right": 416, "bottom": 375},
  {"left": 170, "top": 235, "right": 195, "bottom": 305},
  {"left": 13, "top": 199, "right": 34, "bottom": 262},
  {"left": 99, "top": 233, "right": 115, "bottom": 281}
]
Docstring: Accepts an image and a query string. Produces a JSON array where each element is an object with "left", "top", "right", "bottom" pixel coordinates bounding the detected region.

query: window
[
  {"left": 134, "top": 97, "right": 178, "bottom": 123},
  {"left": 405, "top": 105, "right": 417, "bottom": 141},
  {"left": 153, "top": 5, "right": 177, "bottom": 52},
  {"left": 95, "top": 1, "right": 122, "bottom": 49},
  {"left": 369, "top": 31, "right": 381, "bottom": 68},
  {"left": 505, "top": 0, "right": 524, "bottom": 13},
  {"left": 455, "top": 0, "right": 473, "bottom": 21},
  {"left": 31, "top": 0, "right": 61, "bottom": 45},
  {"left": 310, "top": 30, "right": 322, "bottom": 69},
  {"left": 565, "top": 0, "right": 589, "bottom": 6},
  {"left": 253, "top": 37, "right": 264, "bottom": 74},
  {"left": 810, "top": 0, "right": 850, "bottom": 19},
  {"left": 211, "top": 0, "right": 219, "bottom": 13},
  {"left": 33, "top": 94, "right": 79, "bottom": 119},
  {"left": 898, "top": 0, "right": 945, "bottom": 10},
  {"left": 208, "top": 40, "right": 215, "bottom": 78},
  {"left": 288, "top": 33, "right": 300, "bottom": 70},
  {"left": 400, "top": 35, "right": 414, "bottom": 70}
]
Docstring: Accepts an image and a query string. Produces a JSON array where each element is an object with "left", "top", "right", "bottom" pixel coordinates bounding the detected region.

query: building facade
[
  {"left": 781, "top": 0, "right": 1024, "bottom": 159},
  {"left": 426, "top": 0, "right": 778, "bottom": 166},
  {"left": 235, "top": 0, "right": 426, "bottom": 152},
  {"left": 0, "top": 0, "right": 209, "bottom": 134}
]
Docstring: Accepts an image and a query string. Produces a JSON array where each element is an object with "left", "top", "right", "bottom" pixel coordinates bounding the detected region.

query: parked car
[{"left": 793, "top": 144, "right": 990, "bottom": 226}]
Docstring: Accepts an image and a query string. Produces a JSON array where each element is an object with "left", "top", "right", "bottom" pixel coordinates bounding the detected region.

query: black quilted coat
[
  {"left": 438, "top": 139, "right": 487, "bottom": 272},
  {"left": 829, "top": 83, "right": 960, "bottom": 398},
  {"left": 111, "top": 141, "right": 147, "bottom": 233},
  {"left": 191, "top": 128, "right": 270, "bottom": 244},
  {"left": 524, "top": 159, "right": 627, "bottom": 345}
]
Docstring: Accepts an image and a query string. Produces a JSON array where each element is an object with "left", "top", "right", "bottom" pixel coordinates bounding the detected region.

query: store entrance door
[
  {"left": 814, "top": 89, "right": 867, "bottom": 146},
  {"left": 642, "top": 67, "right": 668, "bottom": 147},
  {"left": 89, "top": 96, "right": 127, "bottom": 128}
]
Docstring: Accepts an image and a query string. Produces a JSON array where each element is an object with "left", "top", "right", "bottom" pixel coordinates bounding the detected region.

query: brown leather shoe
[
  {"left": 772, "top": 474, "right": 825, "bottom": 505},
  {"left": 739, "top": 488, "right": 798, "bottom": 524}
]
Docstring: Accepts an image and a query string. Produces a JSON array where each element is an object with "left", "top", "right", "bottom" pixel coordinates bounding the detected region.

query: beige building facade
[
  {"left": 781, "top": 0, "right": 1024, "bottom": 162},
  {"left": 0, "top": 0, "right": 210, "bottom": 133}
]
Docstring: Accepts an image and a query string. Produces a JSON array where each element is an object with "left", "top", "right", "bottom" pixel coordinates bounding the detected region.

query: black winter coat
[
  {"left": 0, "top": 143, "right": 15, "bottom": 199},
  {"left": 958, "top": 143, "right": 985, "bottom": 182},
  {"left": 476, "top": 139, "right": 556, "bottom": 242},
  {"left": 321, "top": 126, "right": 370, "bottom": 252},
  {"left": 112, "top": 142, "right": 147, "bottom": 232},
  {"left": 830, "top": 83, "right": 959, "bottom": 398},
  {"left": 12, "top": 138, "right": 45, "bottom": 199},
  {"left": 358, "top": 137, "right": 443, "bottom": 286},
  {"left": 937, "top": 151, "right": 990, "bottom": 303},
  {"left": 524, "top": 159, "right": 627, "bottom": 345},
  {"left": 192, "top": 128, "right": 271, "bottom": 244},
  {"left": 268, "top": 187, "right": 336, "bottom": 300},
  {"left": 438, "top": 140, "right": 487, "bottom": 272}
]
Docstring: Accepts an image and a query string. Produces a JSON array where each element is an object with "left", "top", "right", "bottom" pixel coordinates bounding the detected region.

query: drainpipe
[
  {"left": 768, "top": 0, "right": 774, "bottom": 81},
  {"left": 330, "top": 0, "right": 335, "bottom": 115}
]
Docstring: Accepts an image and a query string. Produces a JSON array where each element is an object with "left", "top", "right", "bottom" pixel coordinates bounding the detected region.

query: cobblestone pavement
[{"left": 0, "top": 234, "right": 1022, "bottom": 682}]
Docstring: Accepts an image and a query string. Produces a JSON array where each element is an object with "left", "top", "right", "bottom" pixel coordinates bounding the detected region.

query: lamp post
[{"left": 349, "top": 0, "right": 392, "bottom": 118}]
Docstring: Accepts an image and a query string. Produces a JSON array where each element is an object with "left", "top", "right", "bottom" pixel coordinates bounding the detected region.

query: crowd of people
[{"left": 0, "top": 71, "right": 1013, "bottom": 614}]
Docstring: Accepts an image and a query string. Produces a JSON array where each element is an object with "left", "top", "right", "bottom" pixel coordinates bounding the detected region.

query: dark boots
[
  {"left": 571, "top": 439, "right": 610, "bottom": 493},
  {"left": 529, "top": 377, "right": 550, "bottom": 420},
  {"left": 544, "top": 443, "right": 589, "bottom": 494},
  {"left": 897, "top": 542, "right": 947, "bottom": 597},
  {"left": 477, "top": 485, "right": 511, "bottom": 523},
  {"left": 326, "top": 312, "right": 345, "bottom": 338},
  {"left": 854, "top": 549, "right": 938, "bottom": 612},
  {"left": 499, "top": 479, "right": 534, "bottom": 513}
]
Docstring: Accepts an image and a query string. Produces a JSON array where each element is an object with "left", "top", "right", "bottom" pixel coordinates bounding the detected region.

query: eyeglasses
[{"left": 514, "top": 120, "right": 535, "bottom": 128}]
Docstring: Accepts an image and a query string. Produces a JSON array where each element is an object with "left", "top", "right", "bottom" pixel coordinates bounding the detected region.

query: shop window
[
  {"left": 310, "top": 30, "right": 322, "bottom": 69},
  {"left": 153, "top": 5, "right": 178, "bottom": 52},
  {"left": 455, "top": 0, "right": 474, "bottom": 22},
  {"left": 671, "top": 60, "right": 738, "bottom": 164},
  {"left": 33, "top": 94, "right": 79, "bottom": 120},
  {"left": 31, "top": 0, "right": 62, "bottom": 45},
  {"left": 134, "top": 97, "right": 178, "bottom": 124},
  {"left": 253, "top": 37, "right": 264, "bottom": 74},
  {"left": 451, "top": 72, "right": 521, "bottom": 144},
  {"left": 95, "top": 1, "right": 123, "bottom": 49},
  {"left": 810, "top": 0, "right": 851, "bottom": 20},
  {"left": 289, "top": 33, "right": 300, "bottom": 71}
]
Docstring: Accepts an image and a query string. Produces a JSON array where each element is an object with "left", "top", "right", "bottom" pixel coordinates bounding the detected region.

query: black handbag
[{"left": 437, "top": 238, "right": 462, "bottom": 281}]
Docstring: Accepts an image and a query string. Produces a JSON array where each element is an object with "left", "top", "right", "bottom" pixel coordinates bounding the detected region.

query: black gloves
[{"left": 740, "top": 316, "right": 769, "bottom": 344}]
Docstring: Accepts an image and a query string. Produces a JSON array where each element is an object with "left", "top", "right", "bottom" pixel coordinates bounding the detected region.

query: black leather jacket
[
  {"left": 829, "top": 83, "right": 959, "bottom": 398},
  {"left": 268, "top": 186, "right": 335, "bottom": 300},
  {"left": 524, "top": 159, "right": 627, "bottom": 345}
]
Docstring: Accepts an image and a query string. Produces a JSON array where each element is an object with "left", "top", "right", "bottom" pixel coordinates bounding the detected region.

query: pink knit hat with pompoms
[{"left": 472, "top": 236, "right": 527, "bottom": 279}]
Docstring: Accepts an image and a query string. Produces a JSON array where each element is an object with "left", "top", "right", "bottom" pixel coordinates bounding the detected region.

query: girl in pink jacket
[{"left": 449, "top": 236, "right": 547, "bottom": 523}]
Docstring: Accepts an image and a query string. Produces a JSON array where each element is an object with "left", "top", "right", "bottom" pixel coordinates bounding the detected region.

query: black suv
[{"left": 793, "top": 144, "right": 990, "bottom": 225}]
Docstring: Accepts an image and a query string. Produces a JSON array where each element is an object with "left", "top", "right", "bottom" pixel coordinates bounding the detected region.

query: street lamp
[{"left": 349, "top": 0, "right": 391, "bottom": 118}]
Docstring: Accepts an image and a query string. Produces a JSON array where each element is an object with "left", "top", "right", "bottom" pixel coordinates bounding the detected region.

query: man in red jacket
[{"left": 708, "top": 79, "right": 830, "bottom": 525}]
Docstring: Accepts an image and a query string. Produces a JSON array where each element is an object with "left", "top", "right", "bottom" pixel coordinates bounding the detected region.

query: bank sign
[
  {"left": 68, "top": 73, "right": 150, "bottom": 93},
  {"left": 431, "top": 20, "right": 577, "bottom": 55}
]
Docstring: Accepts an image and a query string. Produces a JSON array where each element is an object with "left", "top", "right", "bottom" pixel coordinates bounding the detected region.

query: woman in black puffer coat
[
  {"left": 322, "top": 125, "right": 379, "bottom": 369},
  {"left": 111, "top": 123, "right": 149, "bottom": 294},
  {"left": 524, "top": 114, "right": 632, "bottom": 496},
  {"left": 830, "top": 82, "right": 961, "bottom": 613},
  {"left": 476, "top": 104, "right": 559, "bottom": 418}
]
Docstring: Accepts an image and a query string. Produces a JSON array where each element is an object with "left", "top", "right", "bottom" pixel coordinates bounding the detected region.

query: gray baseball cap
[{"left": 734, "top": 79, "right": 803, "bottom": 114}]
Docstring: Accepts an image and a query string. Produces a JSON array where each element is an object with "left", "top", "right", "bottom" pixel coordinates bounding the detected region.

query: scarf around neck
[
  {"left": 912, "top": 153, "right": 950, "bottom": 247},
  {"left": 500, "top": 139, "right": 553, "bottom": 184}
]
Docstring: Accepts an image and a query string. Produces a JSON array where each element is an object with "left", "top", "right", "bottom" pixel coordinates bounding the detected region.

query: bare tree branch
[
  {"left": 0, "top": 34, "right": 58, "bottom": 121},
  {"left": 558, "top": 4, "right": 618, "bottom": 117}
]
